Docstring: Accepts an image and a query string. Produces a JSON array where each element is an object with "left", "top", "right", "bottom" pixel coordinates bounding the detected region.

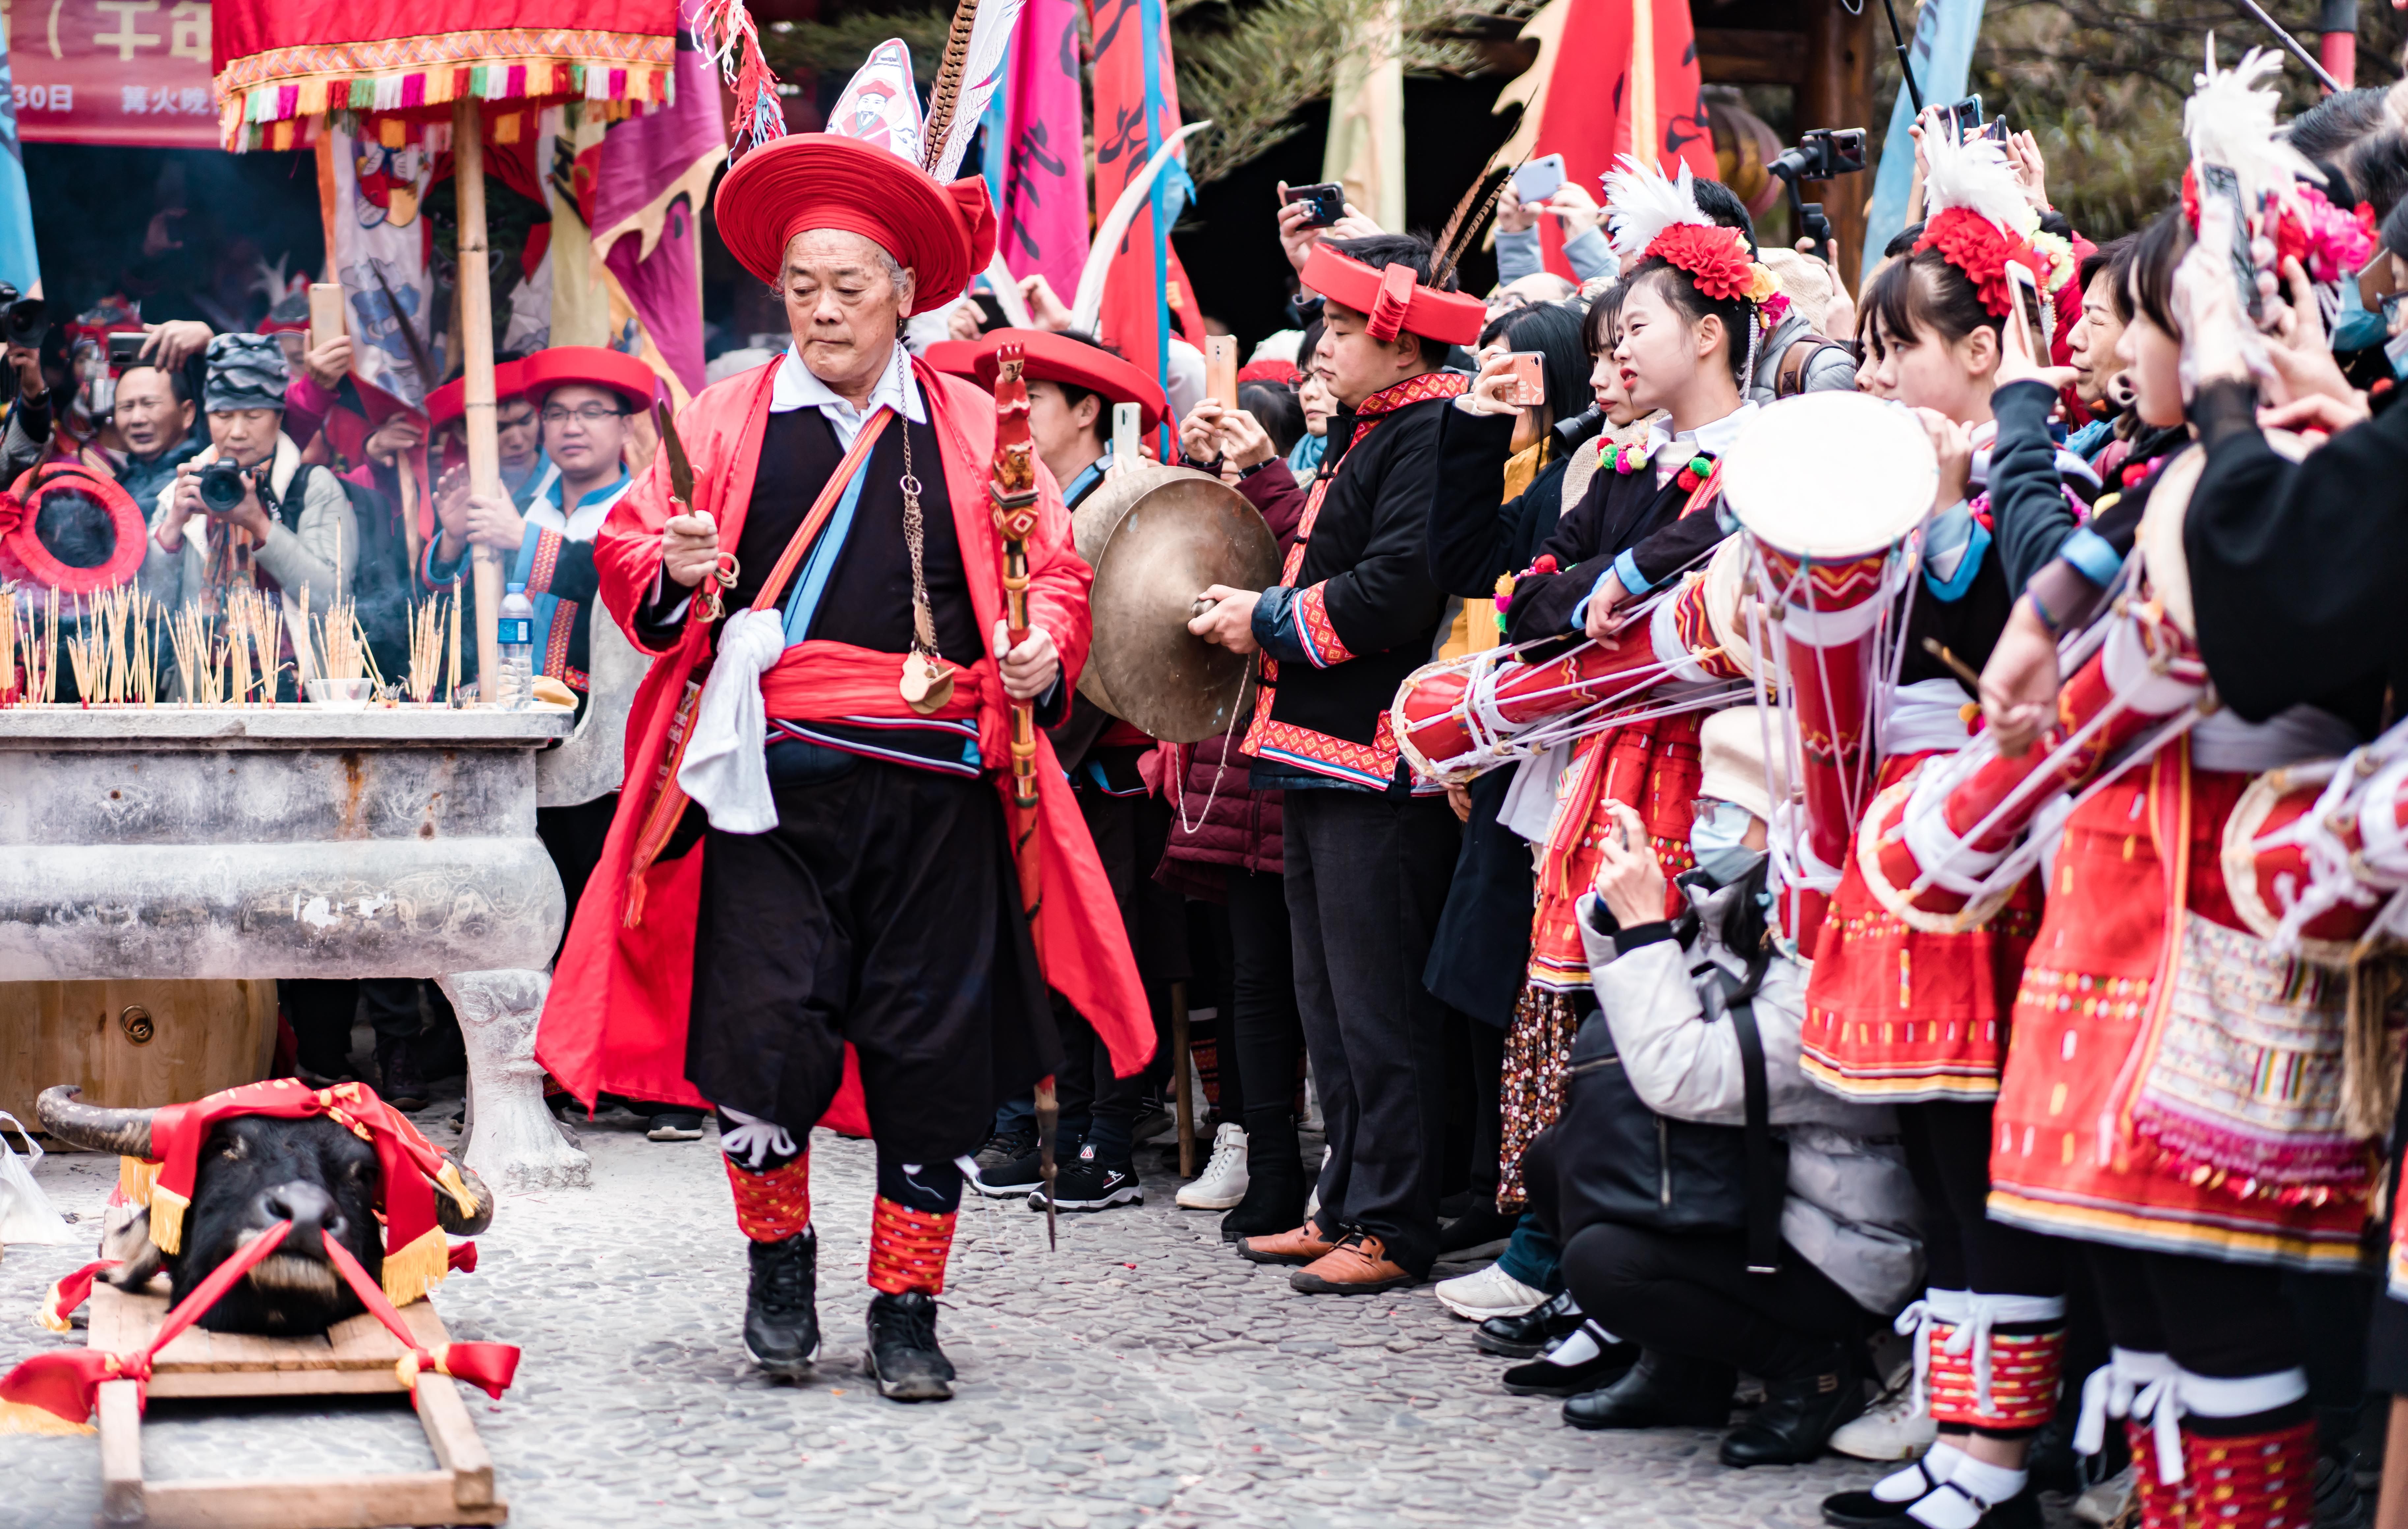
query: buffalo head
[{"left": 37, "top": 1085, "right": 494, "bottom": 1336}]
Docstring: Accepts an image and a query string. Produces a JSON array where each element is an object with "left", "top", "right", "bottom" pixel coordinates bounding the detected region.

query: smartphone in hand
[
  {"left": 1281, "top": 182, "right": 1346, "bottom": 230},
  {"left": 1503, "top": 352, "right": 1546, "bottom": 407},
  {"left": 1511, "top": 154, "right": 1567, "bottom": 208}
]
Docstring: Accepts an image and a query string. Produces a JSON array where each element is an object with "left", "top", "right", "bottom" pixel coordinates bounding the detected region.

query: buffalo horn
[
  {"left": 35, "top": 1085, "right": 156, "bottom": 1159},
  {"left": 435, "top": 1156, "right": 496, "bottom": 1236}
]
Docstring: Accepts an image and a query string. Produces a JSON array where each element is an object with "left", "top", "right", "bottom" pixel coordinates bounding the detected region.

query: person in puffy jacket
[{"left": 1540, "top": 707, "right": 1922, "bottom": 1467}]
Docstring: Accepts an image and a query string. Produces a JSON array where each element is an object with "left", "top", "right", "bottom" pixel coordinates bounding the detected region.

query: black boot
[
  {"left": 1476, "top": 1288, "right": 1584, "bottom": 1358},
  {"left": 1219, "top": 1108, "right": 1306, "bottom": 1243},
  {"left": 1562, "top": 1349, "right": 1734, "bottom": 1431},
  {"left": 1718, "top": 1344, "right": 1868, "bottom": 1467},
  {"left": 742, "top": 1229, "right": 820, "bottom": 1380},
  {"left": 864, "top": 1290, "right": 955, "bottom": 1402},
  {"left": 374, "top": 1032, "right": 430, "bottom": 1112},
  {"left": 1502, "top": 1321, "right": 1638, "bottom": 1397}
]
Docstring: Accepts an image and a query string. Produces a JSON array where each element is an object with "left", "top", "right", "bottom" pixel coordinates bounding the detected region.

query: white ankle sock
[
  {"left": 1906, "top": 1458, "right": 2026, "bottom": 1529},
  {"left": 1877, "top": 1440, "right": 1965, "bottom": 1502}
]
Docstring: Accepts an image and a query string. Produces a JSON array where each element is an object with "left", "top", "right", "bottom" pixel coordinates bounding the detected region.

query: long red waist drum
[
  {"left": 2224, "top": 749, "right": 2408, "bottom": 955},
  {"left": 1396, "top": 620, "right": 1671, "bottom": 771},
  {"left": 1762, "top": 543, "right": 1896, "bottom": 872}
]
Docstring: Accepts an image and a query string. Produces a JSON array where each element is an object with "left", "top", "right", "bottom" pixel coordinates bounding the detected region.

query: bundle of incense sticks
[
  {"left": 304, "top": 585, "right": 383, "bottom": 692},
  {"left": 167, "top": 603, "right": 224, "bottom": 706},
  {"left": 222, "top": 584, "right": 284, "bottom": 704},
  {"left": 63, "top": 597, "right": 103, "bottom": 702},
  {"left": 407, "top": 594, "right": 450, "bottom": 703}
]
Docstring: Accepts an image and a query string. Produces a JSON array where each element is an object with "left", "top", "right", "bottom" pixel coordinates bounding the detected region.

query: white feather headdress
[
  {"left": 1602, "top": 154, "right": 1715, "bottom": 269},
  {"left": 2185, "top": 35, "right": 2321, "bottom": 210},
  {"left": 1919, "top": 130, "right": 2035, "bottom": 240}
]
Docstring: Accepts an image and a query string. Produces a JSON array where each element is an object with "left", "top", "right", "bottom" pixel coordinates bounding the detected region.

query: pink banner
[
  {"left": 996, "top": 0, "right": 1085, "bottom": 299},
  {"left": 11, "top": 0, "right": 219, "bottom": 149}
]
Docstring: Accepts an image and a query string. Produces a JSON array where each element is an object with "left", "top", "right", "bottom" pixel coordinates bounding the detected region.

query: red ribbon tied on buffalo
[{"left": 1366, "top": 263, "right": 1418, "bottom": 343}]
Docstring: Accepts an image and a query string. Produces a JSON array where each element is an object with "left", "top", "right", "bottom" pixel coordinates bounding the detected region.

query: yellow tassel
[
  {"left": 38, "top": 1281, "right": 73, "bottom": 1334},
  {"left": 380, "top": 1225, "right": 450, "bottom": 1308},
  {"left": 435, "top": 1161, "right": 479, "bottom": 1219},
  {"left": 116, "top": 1157, "right": 158, "bottom": 1207},
  {"left": 0, "top": 1399, "right": 94, "bottom": 1435},
  {"left": 148, "top": 1183, "right": 189, "bottom": 1257}
]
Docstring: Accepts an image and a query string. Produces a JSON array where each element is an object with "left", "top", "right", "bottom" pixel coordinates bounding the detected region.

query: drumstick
[{"left": 1921, "top": 637, "right": 1984, "bottom": 691}]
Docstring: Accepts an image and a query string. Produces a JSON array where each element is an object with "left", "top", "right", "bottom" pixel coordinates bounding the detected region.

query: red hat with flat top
[
  {"left": 966, "top": 328, "right": 1168, "bottom": 435},
  {"left": 1300, "top": 243, "right": 1485, "bottom": 348},
  {"left": 921, "top": 338, "right": 984, "bottom": 380},
  {"left": 520, "top": 346, "right": 658, "bottom": 413},
  {"left": 713, "top": 135, "right": 996, "bottom": 317},
  {"left": 425, "top": 359, "right": 526, "bottom": 430}
]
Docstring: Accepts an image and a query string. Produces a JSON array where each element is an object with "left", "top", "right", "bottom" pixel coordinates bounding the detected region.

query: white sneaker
[
  {"left": 1433, "top": 1261, "right": 1547, "bottom": 1321},
  {"left": 1827, "top": 1368, "right": 1938, "bottom": 1461},
  {"left": 1176, "top": 1123, "right": 1249, "bottom": 1208}
]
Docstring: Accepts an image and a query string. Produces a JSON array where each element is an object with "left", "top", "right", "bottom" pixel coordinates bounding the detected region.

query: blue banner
[
  {"left": 1861, "top": 0, "right": 1988, "bottom": 286},
  {"left": 0, "top": 26, "right": 40, "bottom": 296}
]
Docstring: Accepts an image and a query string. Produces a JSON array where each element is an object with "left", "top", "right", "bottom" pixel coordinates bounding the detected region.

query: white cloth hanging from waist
[
  {"left": 1881, "top": 677, "right": 1975, "bottom": 759},
  {"left": 2187, "top": 704, "right": 2361, "bottom": 775}
]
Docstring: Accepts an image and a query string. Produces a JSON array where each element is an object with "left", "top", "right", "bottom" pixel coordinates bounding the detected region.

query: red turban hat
[
  {"left": 967, "top": 328, "right": 1169, "bottom": 434},
  {"left": 521, "top": 346, "right": 659, "bottom": 412},
  {"left": 426, "top": 359, "right": 526, "bottom": 430},
  {"left": 714, "top": 135, "right": 997, "bottom": 316}
]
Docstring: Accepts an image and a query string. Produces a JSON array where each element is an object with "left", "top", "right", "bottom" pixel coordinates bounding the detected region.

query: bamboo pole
[
  {"left": 1172, "top": 980, "right": 1195, "bottom": 1178},
  {"left": 453, "top": 100, "right": 504, "bottom": 704}
]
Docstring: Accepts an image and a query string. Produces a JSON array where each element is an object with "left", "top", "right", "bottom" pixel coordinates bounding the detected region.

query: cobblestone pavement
[{"left": 2, "top": 1101, "right": 1899, "bottom": 1529}]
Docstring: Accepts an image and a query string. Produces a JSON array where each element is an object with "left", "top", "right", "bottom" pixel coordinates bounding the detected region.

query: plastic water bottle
[{"left": 495, "top": 581, "right": 535, "bottom": 710}]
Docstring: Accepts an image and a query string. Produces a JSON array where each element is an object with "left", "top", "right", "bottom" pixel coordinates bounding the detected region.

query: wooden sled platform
[{"left": 84, "top": 1280, "right": 505, "bottom": 1529}]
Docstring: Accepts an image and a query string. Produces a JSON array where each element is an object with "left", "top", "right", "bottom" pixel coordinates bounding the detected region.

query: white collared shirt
[
  {"left": 1641, "top": 399, "right": 1758, "bottom": 488},
  {"left": 769, "top": 340, "right": 926, "bottom": 447}
]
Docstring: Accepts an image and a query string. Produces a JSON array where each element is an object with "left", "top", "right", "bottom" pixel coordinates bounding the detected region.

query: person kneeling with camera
[
  {"left": 142, "top": 332, "right": 355, "bottom": 628},
  {"left": 1532, "top": 708, "right": 1920, "bottom": 1467}
]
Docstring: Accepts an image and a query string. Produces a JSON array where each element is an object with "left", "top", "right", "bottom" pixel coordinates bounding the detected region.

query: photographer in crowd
[{"left": 140, "top": 332, "right": 356, "bottom": 616}]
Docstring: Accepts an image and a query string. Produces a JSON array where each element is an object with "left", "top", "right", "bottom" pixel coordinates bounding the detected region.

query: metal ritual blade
[{"left": 656, "top": 400, "right": 696, "bottom": 506}]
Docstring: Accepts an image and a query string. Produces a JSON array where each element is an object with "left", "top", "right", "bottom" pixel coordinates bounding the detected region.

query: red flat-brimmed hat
[
  {"left": 1301, "top": 244, "right": 1485, "bottom": 348},
  {"left": 921, "top": 338, "right": 985, "bottom": 380},
  {"left": 425, "top": 359, "right": 528, "bottom": 431},
  {"left": 713, "top": 134, "right": 996, "bottom": 316},
  {"left": 0, "top": 462, "right": 148, "bottom": 595},
  {"left": 967, "top": 328, "right": 1168, "bottom": 434},
  {"left": 521, "top": 347, "right": 658, "bottom": 412}
]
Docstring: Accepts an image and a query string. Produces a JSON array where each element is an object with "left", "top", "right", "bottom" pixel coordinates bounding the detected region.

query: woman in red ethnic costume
[
  {"left": 1807, "top": 129, "right": 2091, "bottom": 1529},
  {"left": 1971, "top": 56, "right": 2383, "bottom": 1528},
  {"left": 533, "top": 107, "right": 1149, "bottom": 1402},
  {"left": 1446, "top": 156, "right": 1774, "bottom": 1330}
]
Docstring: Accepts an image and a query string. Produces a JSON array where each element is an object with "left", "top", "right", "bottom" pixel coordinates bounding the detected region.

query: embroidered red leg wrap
[
  {"left": 867, "top": 1196, "right": 956, "bottom": 1295},
  {"left": 724, "top": 1155, "right": 812, "bottom": 1243},
  {"left": 2182, "top": 1419, "right": 2317, "bottom": 1529},
  {"left": 2128, "top": 1418, "right": 2195, "bottom": 1529},
  {"left": 1925, "top": 1322, "right": 2067, "bottom": 1432}
]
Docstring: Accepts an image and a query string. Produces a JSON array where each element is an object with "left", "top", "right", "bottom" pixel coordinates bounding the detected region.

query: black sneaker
[
  {"left": 864, "top": 1290, "right": 955, "bottom": 1402},
  {"left": 1476, "top": 1288, "right": 1585, "bottom": 1358},
  {"left": 974, "top": 1127, "right": 1037, "bottom": 1174},
  {"left": 1502, "top": 1321, "right": 1638, "bottom": 1397},
  {"left": 742, "top": 1228, "right": 819, "bottom": 1380},
  {"left": 972, "top": 1133, "right": 1045, "bottom": 1198},
  {"left": 647, "top": 1110, "right": 706, "bottom": 1142},
  {"left": 1029, "top": 1144, "right": 1143, "bottom": 1212}
]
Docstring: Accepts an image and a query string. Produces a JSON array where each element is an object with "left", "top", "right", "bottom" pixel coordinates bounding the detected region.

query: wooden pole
[
  {"left": 453, "top": 100, "right": 504, "bottom": 703},
  {"left": 1628, "top": 0, "right": 1656, "bottom": 169},
  {"left": 1801, "top": 0, "right": 1873, "bottom": 293},
  {"left": 1172, "top": 979, "right": 1194, "bottom": 1178}
]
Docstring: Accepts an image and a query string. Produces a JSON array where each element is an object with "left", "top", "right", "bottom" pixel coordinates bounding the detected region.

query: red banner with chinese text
[{"left": 7, "top": 0, "right": 220, "bottom": 148}]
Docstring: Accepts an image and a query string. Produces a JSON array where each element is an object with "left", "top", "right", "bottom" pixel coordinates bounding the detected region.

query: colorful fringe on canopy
[{"left": 215, "top": 31, "right": 676, "bottom": 152}]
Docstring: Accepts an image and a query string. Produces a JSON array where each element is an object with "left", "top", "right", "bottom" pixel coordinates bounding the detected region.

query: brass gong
[{"left": 1070, "top": 460, "right": 1280, "bottom": 743}]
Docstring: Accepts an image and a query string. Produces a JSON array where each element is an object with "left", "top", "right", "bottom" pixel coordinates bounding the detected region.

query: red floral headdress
[
  {"left": 1912, "top": 132, "right": 2045, "bottom": 319},
  {"left": 2180, "top": 42, "right": 2375, "bottom": 284},
  {"left": 1602, "top": 156, "right": 1779, "bottom": 312}
]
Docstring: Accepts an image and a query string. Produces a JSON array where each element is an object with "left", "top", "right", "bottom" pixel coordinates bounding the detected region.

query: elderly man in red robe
[{"left": 535, "top": 127, "right": 1150, "bottom": 1403}]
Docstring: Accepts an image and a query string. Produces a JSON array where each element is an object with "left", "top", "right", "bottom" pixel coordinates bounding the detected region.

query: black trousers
[
  {"left": 283, "top": 978, "right": 439, "bottom": 1073},
  {"left": 1226, "top": 866, "right": 1303, "bottom": 1152},
  {"left": 2080, "top": 1244, "right": 2305, "bottom": 1381},
  {"left": 1285, "top": 787, "right": 1460, "bottom": 1274},
  {"left": 689, "top": 750, "right": 1058, "bottom": 1167},
  {"left": 1899, "top": 1100, "right": 2063, "bottom": 1297},
  {"left": 1561, "top": 1219, "right": 1869, "bottom": 1381}
]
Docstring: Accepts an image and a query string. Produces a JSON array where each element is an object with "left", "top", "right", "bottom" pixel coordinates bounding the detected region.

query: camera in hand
[
  {"left": 1769, "top": 128, "right": 1868, "bottom": 185},
  {"left": 0, "top": 283, "right": 49, "bottom": 349},
  {"left": 198, "top": 458, "right": 251, "bottom": 514}
]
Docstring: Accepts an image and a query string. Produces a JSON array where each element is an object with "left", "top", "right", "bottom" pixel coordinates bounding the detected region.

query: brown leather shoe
[
  {"left": 1289, "top": 1231, "right": 1419, "bottom": 1295},
  {"left": 1236, "top": 1223, "right": 1337, "bottom": 1266}
]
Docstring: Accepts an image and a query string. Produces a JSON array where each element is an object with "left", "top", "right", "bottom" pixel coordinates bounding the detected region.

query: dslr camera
[
  {"left": 198, "top": 458, "right": 253, "bottom": 514},
  {"left": 0, "top": 283, "right": 50, "bottom": 350}
]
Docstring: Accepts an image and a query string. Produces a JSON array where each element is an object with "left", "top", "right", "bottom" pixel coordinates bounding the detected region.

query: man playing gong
[{"left": 535, "top": 124, "right": 1149, "bottom": 1402}]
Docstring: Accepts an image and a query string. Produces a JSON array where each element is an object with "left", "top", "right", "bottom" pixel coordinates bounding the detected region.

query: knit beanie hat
[{"left": 203, "top": 333, "right": 288, "bottom": 414}]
